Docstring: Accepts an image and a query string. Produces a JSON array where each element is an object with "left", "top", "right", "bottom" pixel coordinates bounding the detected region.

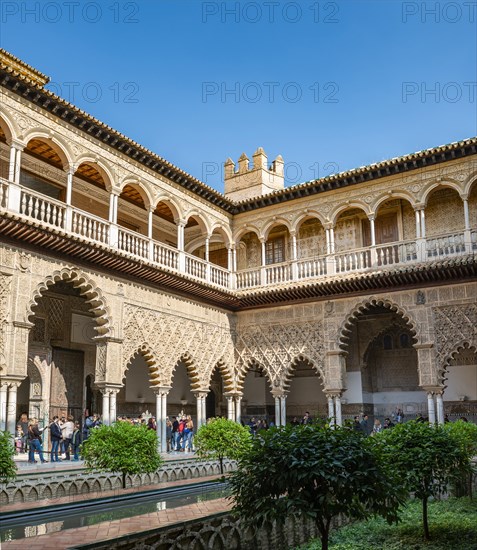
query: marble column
[
  {"left": 0, "top": 381, "right": 7, "bottom": 432},
  {"left": 226, "top": 396, "right": 235, "bottom": 421},
  {"left": 101, "top": 389, "right": 110, "bottom": 426},
  {"left": 327, "top": 394, "right": 335, "bottom": 425},
  {"left": 427, "top": 392, "right": 436, "bottom": 424},
  {"left": 235, "top": 395, "right": 242, "bottom": 425},
  {"left": 275, "top": 396, "right": 281, "bottom": 427},
  {"left": 436, "top": 392, "right": 444, "bottom": 425},
  {"left": 7, "top": 382, "right": 20, "bottom": 435},
  {"left": 280, "top": 395, "right": 287, "bottom": 426},
  {"left": 334, "top": 394, "right": 342, "bottom": 427},
  {"left": 109, "top": 390, "right": 118, "bottom": 424}
]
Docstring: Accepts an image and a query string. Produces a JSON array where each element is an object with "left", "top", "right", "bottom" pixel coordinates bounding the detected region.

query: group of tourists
[
  {"left": 15, "top": 413, "right": 83, "bottom": 464},
  {"left": 352, "top": 415, "right": 397, "bottom": 435}
]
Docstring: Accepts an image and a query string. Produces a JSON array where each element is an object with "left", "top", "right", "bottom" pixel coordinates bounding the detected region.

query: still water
[{"left": 1, "top": 483, "right": 228, "bottom": 542}]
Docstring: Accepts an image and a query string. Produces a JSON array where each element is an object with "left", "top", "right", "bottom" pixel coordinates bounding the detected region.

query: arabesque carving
[
  {"left": 122, "top": 304, "right": 235, "bottom": 391},
  {"left": 234, "top": 321, "right": 325, "bottom": 390}
]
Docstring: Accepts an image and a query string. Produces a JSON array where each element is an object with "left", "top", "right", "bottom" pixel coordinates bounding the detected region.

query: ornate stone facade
[{"left": 0, "top": 51, "right": 476, "bottom": 432}]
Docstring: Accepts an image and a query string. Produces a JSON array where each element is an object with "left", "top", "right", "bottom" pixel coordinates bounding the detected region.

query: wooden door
[{"left": 50, "top": 348, "right": 84, "bottom": 421}]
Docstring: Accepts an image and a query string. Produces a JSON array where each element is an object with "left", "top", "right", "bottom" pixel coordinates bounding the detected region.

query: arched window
[
  {"left": 400, "top": 333, "right": 411, "bottom": 348},
  {"left": 383, "top": 334, "right": 393, "bottom": 350}
]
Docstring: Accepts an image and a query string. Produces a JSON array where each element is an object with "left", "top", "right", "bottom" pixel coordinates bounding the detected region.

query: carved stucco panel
[
  {"left": 121, "top": 304, "right": 235, "bottom": 389},
  {"left": 433, "top": 304, "right": 477, "bottom": 373},
  {"left": 234, "top": 321, "right": 325, "bottom": 389}
]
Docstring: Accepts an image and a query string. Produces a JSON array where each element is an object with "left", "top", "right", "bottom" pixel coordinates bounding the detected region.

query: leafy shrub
[
  {"left": 230, "top": 424, "right": 405, "bottom": 550},
  {"left": 375, "top": 421, "right": 471, "bottom": 540},
  {"left": 0, "top": 431, "right": 17, "bottom": 483},
  {"left": 194, "top": 417, "right": 252, "bottom": 475},
  {"left": 81, "top": 421, "right": 162, "bottom": 488}
]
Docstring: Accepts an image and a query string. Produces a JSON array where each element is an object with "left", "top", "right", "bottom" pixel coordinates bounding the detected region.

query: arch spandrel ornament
[
  {"left": 234, "top": 321, "right": 325, "bottom": 392},
  {"left": 433, "top": 304, "right": 477, "bottom": 382},
  {"left": 121, "top": 304, "right": 235, "bottom": 390},
  {"left": 338, "top": 297, "right": 421, "bottom": 353},
  {"left": 27, "top": 268, "right": 112, "bottom": 337}
]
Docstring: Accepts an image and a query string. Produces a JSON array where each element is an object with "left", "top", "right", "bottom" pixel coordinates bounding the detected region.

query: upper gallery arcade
[{"left": 0, "top": 49, "right": 476, "bottom": 443}]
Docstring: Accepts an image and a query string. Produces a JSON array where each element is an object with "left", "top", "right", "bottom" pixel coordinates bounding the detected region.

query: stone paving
[{"left": 2, "top": 456, "right": 231, "bottom": 549}]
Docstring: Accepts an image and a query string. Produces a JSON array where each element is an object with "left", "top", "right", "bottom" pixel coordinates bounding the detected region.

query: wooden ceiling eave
[{"left": 0, "top": 214, "right": 476, "bottom": 310}]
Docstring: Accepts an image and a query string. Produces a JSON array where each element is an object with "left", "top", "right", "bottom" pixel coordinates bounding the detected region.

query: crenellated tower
[{"left": 224, "top": 147, "right": 284, "bottom": 201}]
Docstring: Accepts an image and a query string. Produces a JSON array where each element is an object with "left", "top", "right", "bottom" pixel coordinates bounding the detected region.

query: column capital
[
  {"left": 10, "top": 139, "right": 25, "bottom": 151},
  {"left": 271, "top": 388, "right": 287, "bottom": 399},
  {"left": 323, "top": 222, "right": 334, "bottom": 230},
  {"left": 175, "top": 218, "right": 187, "bottom": 227},
  {"left": 193, "top": 391, "right": 209, "bottom": 399},
  {"left": 323, "top": 389, "right": 344, "bottom": 399},
  {"left": 421, "top": 385, "right": 444, "bottom": 394},
  {"left": 96, "top": 382, "right": 123, "bottom": 392},
  {"left": 2, "top": 375, "right": 25, "bottom": 386},
  {"left": 153, "top": 386, "right": 171, "bottom": 396}
]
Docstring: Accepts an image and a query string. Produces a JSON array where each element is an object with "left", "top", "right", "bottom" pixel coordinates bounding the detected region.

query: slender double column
[
  {"left": 154, "top": 388, "right": 170, "bottom": 453},
  {"left": 100, "top": 385, "right": 122, "bottom": 426},
  {"left": 423, "top": 387, "right": 445, "bottom": 424},
  {"left": 195, "top": 392, "right": 208, "bottom": 430},
  {"left": 324, "top": 391, "right": 343, "bottom": 427},
  {"left": 273, "top": 392, "right": 287, "bottom": 426},
  {"left": 5, "top": 381, "right": 21, "bottom": 435}
]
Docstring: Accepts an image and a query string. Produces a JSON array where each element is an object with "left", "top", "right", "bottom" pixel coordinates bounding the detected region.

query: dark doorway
[
  {"left": 206, "top": 390, "right": 216, "bottom": 420},
  {"left": 50, "top": 347, "right": 84, "bottom": 420}
]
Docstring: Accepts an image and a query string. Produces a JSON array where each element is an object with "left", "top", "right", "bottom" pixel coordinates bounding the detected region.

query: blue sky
[{"left": 1, "top": 0, "right": 476, "bottom": 192}]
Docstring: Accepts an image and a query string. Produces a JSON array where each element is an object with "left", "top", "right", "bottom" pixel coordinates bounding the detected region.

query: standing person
[
  {"left": 178, "top": 416, "right": 187, "bottom": 451},
  {"left": 62, "top": 415, "right": 75, "bottom": 460},
  {"left": 353, "top": 416, "right": 362, "bottom": 432},
  {"left": 18, "top": 412, "right": 29, "bottom": 453},
  {"left": 372, "top": 419, "right": 383, "bottom": 435},
  {"left": 50, "top": 416, "right": 63, "bottom": 462},
  {"left": 15, "top": 425, "right": 23, "bottom": 453},
  {"left": 71, "top": 422, "right": 82, "bottom": 461},
  {"left": 301, "top": 411, "right": 313, "bottom": 425},
  {"left": 171, "top": 416, "right": 179, "bottom": 451},
  {"left": 27, "top": 418, "right": 48, "bottom": 464},
  {"left": 360, "top": 415, "right": 370, "bottom": 436},
  {"left": 166, "top": 418, "right": 172, "bottom": 452},
  {"left": 383, "top": 417, "right": 395, "bottom": 429},
  {"left": 184, "top": 415, "right": 194, "bottom": 452}
]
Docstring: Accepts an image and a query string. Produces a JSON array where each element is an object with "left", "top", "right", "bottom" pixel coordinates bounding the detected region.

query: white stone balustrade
[{"left": 0, "top": 177, "right": 475, "bottom": 293}]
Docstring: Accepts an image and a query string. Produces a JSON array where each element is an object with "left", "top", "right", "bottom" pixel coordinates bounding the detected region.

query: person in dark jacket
[
  {"left": 71, "top": 422, "right": 82, "bottom": 461},
  {"left": 50, "top": 416, "right": 63, "bottom": 462},
  {"left": 27, "top": 418, "right": 48, "bottom": 463}
]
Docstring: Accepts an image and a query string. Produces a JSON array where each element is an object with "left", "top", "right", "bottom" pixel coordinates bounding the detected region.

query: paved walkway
[{"left": 13, "top": 450, "right": 196, "bottom": 473}]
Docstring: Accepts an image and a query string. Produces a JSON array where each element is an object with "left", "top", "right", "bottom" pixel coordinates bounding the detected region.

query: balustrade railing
[
  {"left": 186, "top": 256, "right": 207, "bottom": 280},
  {"left": 266, "top": 262, "right": 292, "bottom": 285},
  {"left": 20, "top": 189, "right": 66, "bottom": 229},
  {"left": 118, "top": 227, "right": 149, "bottom": 259},
  {"left": 470, "top": 230, "right": 476, "bottom": 251},
  {"left": 72, "top": 209, "right": 109, "bottom": 244},
  {"left": 426, "top": 232, "right": 465, "bottom": 258},
  {"left": 1, "top": 179, "right": 475, "bottom": 293},
  {"left": 210, "top": 264, "right": 230, "bottom": 287},
  {"left": 236, "top": 267, "right": 261, "bottom": 289},
  {"left": 335, "top": 248, "right": 371, "bottom": 273},
  {"left": 153, "top": 242, "right": 179, "bottom": 270},
  {"left": 375, "top": 240, "right": 418, "bottom": 266},
  {"left": 297, "top": 256, "right": 327, "bottom": 278}
]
